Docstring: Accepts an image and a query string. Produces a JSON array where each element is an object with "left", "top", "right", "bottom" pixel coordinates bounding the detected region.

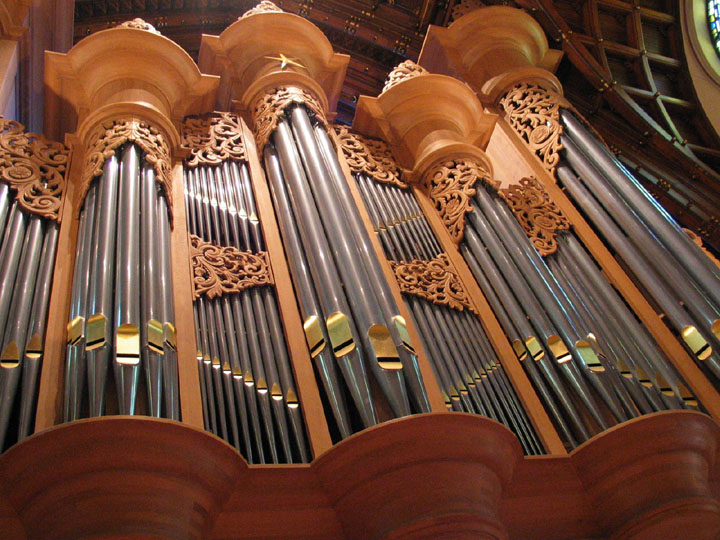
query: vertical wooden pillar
[{"left": 169, "top": 163, "right": 203, "bottom": 428}]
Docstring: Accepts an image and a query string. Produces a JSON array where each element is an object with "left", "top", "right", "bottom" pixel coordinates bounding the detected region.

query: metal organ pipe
[
  {"left": 63, "top": 142, "right": 178, "bottom": 422},
  {"left": 184, "top": 142, "right": 310, "bottom": 463}
]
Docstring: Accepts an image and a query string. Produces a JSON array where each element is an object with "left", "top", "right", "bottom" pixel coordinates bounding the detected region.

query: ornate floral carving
[
  {"left": 182, "top": 112, "right": 246, "bottom": 167},
  {"left": 391, "top": 254, "right": 476, "bottom": 313},
  {"left": 383, "top": 60, "right": 429, "bottom": 93},
  {"left": 252, "top": 86, "right": 327, "bottom": 150},
  {"left": 0, "top": 117, "right": 67, "bottom": 221},
  {"left": 499, "top": 83, "right": 564, "bottom": 178},
  {"left": 499, "top": 176, "right": 570, "bottom": 256},
  {"left": 189, "top": 234, "right": 274, "bottom": 300},
  {"left": 333, "top": 125, "right": 407, "bottom": 189},
  {"left": 451, "top": 0, "right": 485, "bottom": 22},
  {"left": 82, "top": 118, "right": 174, "bottom": 222},
  {"left": 118, "top": 18, "right": 160, "bottom": 34},
  {"left": 423, "top": 159, "right": 497, "bottom": 244},
  {"left": 241, "top": 0, "right": 283, "bottom": 18}
]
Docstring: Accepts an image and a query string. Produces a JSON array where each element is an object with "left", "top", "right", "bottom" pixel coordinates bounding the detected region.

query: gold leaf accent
[
  {"left": 251, "top": 86, "right": 327, "bottom": 150},
  {"left": 499, "top": 176, "right": 571, "bottom": 257},
  {"left": 333, "top": 125, "right": 408, "bottom": 189},
  {"left": 182, "top": 112, "right": 247, "bottom": 167},
  {"left": 684, "top": 228, "right": 720, "bottom": 270},
  {"left": 499, "top": 83, "right": 563, "bottom": 179},
  {"left": 383, "top": 60, "right": 428, "bottom": 93},
  {"left": 81, "top": 118, "right": 173, "bottom": 223},
  {"left": 423, "top": 159, "right": 497, "bottom": 244},
  {"left": 189, "top": 234, "right": 274, "bottom": 300},
  {"left": 241, "top": 0, "right": 283, "bottom": 18},
  {"left": 118, "top": 18, "right": 160, "bottom": 34},
  {"left": 0, "top": 117, "right": 67, "bottom": 222},
  {"left": 391, "top": 254, "right": 476, "bottom": 313}
]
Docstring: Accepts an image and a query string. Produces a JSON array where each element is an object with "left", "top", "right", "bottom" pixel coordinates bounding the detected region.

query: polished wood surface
[{"left": 1, "top": 411, "right": 719, "bottom": 540}]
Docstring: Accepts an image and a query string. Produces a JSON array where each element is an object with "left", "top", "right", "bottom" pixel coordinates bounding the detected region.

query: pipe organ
[{"left": 2, "top": 2, "right": 720, "bottom": 539}]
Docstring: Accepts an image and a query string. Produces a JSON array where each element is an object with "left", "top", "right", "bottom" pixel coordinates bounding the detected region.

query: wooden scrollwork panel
[
  {"left": 333, "top": 126, "right": 408, "bottom": 189},
  {"left": 81, "top": 118, "right": 174, "bottom": 222},
  {"left": 499, "top": 176, "right": 571, "bottom": 257},
  {"left": 189, "top": 234, "right": 274, "bottom": 300},
  {"left": 182, "top": 112, "right": 247, "bottom": 167},
  {"left": 499, "top": 83, "right": 564, "bottom": 179},
  {"left": 0, "top": 117, "right": 67, "bottom": 222},
  {"left": 422, "top": 158, "right": 498, "bottom": 244},
  {"left": 241, "top": 0, "right": 283, "bottom": 18},
  {"left": 391, "top": 254, "right": 476, "bottom": 314},
  {"left": 252, "top": 86, "right": 327, "bottom": 150},
  {"left": 383, "top": 60, "right": 428, "bottom": 93}
]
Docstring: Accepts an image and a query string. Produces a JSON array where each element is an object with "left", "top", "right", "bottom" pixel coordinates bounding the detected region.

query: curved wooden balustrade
[{"left": 0, "top": 410, "right": 718, "bottom": 540}]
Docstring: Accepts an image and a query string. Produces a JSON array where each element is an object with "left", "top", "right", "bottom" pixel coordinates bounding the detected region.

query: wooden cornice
[{"left": 0, "top": 411, "right": 718, "bottom": 539}]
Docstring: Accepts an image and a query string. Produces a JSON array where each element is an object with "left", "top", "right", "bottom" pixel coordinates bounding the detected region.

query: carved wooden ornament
[
  {"left": 391, "top": 254, "right": 476, "bottom": 313},
  {"left": 252, "top": 86, "right": 327, "bottom": 150},
  {"left": 383, "top": 60, "right": 429, "bottom": 93},
  {"left": 118, "top": 18, "right": 160, "bottom": 34},
  {"left": 190, "top": 234, "right": 274, "bottom": 300},
  {"left": 0, "top": 117, "right": 67, "bottom": 222},
  {"left": 81, "top": 118, "right": 174, "bottom": 222},
  {"left": 499, "top": 176, "right": 570, "bottom": 256},
  {"left": 334, "top": 125, "right": 408, "bottom": 189},
  {"left": 182, "top": 112, "right": 246, "bottom": 167},
  {"left": 499, "top": 83, "right": 564, "bottom": 178},
  {"left": 423, "top": 158, "right": 498, "bottom": 244},
  {"left": 241, "top": 0, "right": 283, "bottom": 18}
]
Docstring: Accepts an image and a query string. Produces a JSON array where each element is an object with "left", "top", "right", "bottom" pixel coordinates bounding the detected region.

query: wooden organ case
[{"left": 0, "top": 2, "right": 719, "bottom": 539}]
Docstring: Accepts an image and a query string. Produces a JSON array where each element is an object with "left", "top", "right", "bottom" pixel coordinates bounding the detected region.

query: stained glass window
[{"left": 710, "top": 0, "right": 720, "bottom": 57}]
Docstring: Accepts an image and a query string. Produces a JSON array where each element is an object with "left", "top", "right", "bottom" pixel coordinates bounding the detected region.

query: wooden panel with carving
[
  {"left": 81, "top": 118, "right": 174, "bottom": 222},
  {"left": 499, "top": 176, "right": 571, "bottom": 256},
  {"left": 189, "top": 233, "right": 274, "bottom": 300},
  {"left": 334, "top": 125, "right": 408, "bottom": 189},
  {"left": 182, "top": 111, "right": 247, "bottom": 167},
  {"left": 0, "top": 117, "right": 67, "bottom": 221},
  {"left": 422, "top": 158, "right": 498, "bottom": 244},
  {"left": 391, "top": 254, "right": 477, "bottom": 313}
]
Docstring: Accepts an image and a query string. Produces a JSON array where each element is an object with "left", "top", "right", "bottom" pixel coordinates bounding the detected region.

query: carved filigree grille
[
  {"left": 182, "top": 112, "right": 247, "bottom": 167},
  {"left": 423, "top": 158, "right": 497, "bottom": 244},
  {"left": 333, "top": 126, "right": 408, "bottom": 189},
  {"left": 190, "top": 234, "right": 274, "bottom": 300},
  {"left": 499, "top": 176, "right": 571, "bottom": 257},
  {"left": 81, "top": 118, "right": 174, "bottom": 222},
  {"left": 241, "top": 0, "right": 283, "bottom": 18},
  {"left": 499, "top": 83, "right": 564, "bottom": 178},
  {"left": 383, "top": 60, "right": 429, "bottom": 93},
  {"left": 252, "top": 86, "right": 327, "bottom": 150},
  {"left": 391, "top": 254, "right": 476, "bottom": 313},
  {"left": 0, "top": 117, "right": 67, "bottom": 222}
]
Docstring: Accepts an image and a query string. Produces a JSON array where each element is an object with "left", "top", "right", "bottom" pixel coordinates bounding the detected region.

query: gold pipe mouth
[
  {"left": 86, "top": 313, "right": 107, "bottom": 350},
  {"left": 303, "top": 315, "right": 325, "bottom": 357},
  {"left": 327, "top": 312, "right": 355, "bottom": 357},
  {"left": 244, "top": 370, "right": 254, "bottom": 387},
  {"left": 25, "top": 333, "right": 43, "bottom": 359},
  {"left": 682, "top": 325, "right": 712, "bottom": 360},
  {"left": 577, "top": 339, "right": 604, "bottom": 372},
  {"left": 525, "top": 336, "right": 544, "bottom": 361},
  {"left": 147, "top": 319, "right": 164, "bottom": 354},
  {"left": 232, "top": 366, "right": 243, "bottom": 379},
  {"left": 286, "top": 389, "right": 299, "bottom": 409},
  {"left": 257, "top": 377, "right": 268, "bottom": 393},
  {"left": 512, "top": 339, "right": 528, "bottom": 361},
  {"left": 548, "top": 336, "right": 571, "bottom": 363},
  {"left": 164, "top": 322, "right": 177, "bottom": 351},
  {"left": 116, "top": 324, "right": 140, "bottom": 365},
  {"left": 222, "top": 361, "right": 232, "bottom": 373},
  {"left": 0, "top": 341, "right": 20, "bottom": 368},
  {"left": 271, "top": 382, "right": 283, "bottom": 401},
  {"left": 67, "top": 315, "right": 85, "bottom": 346},
  {"left": 369, "top": 324, "right": 402, "bottom": 370},
  {"left": 393, "top": 315, "right": 415, "bottom": 354}
]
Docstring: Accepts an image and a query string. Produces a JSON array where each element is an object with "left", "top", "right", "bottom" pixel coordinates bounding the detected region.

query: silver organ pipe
[
  {"left": 182, "top": 120, "right": 310, "bottom": 463},
  {"left": 0, "top": 120, "right": 65, "bottom": 453},
  {"left": 64, "top": 142, "right": 178, "bottom": 421},
  {"left": 353, "top": 168, "right": 543, "bottom": 455}
]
